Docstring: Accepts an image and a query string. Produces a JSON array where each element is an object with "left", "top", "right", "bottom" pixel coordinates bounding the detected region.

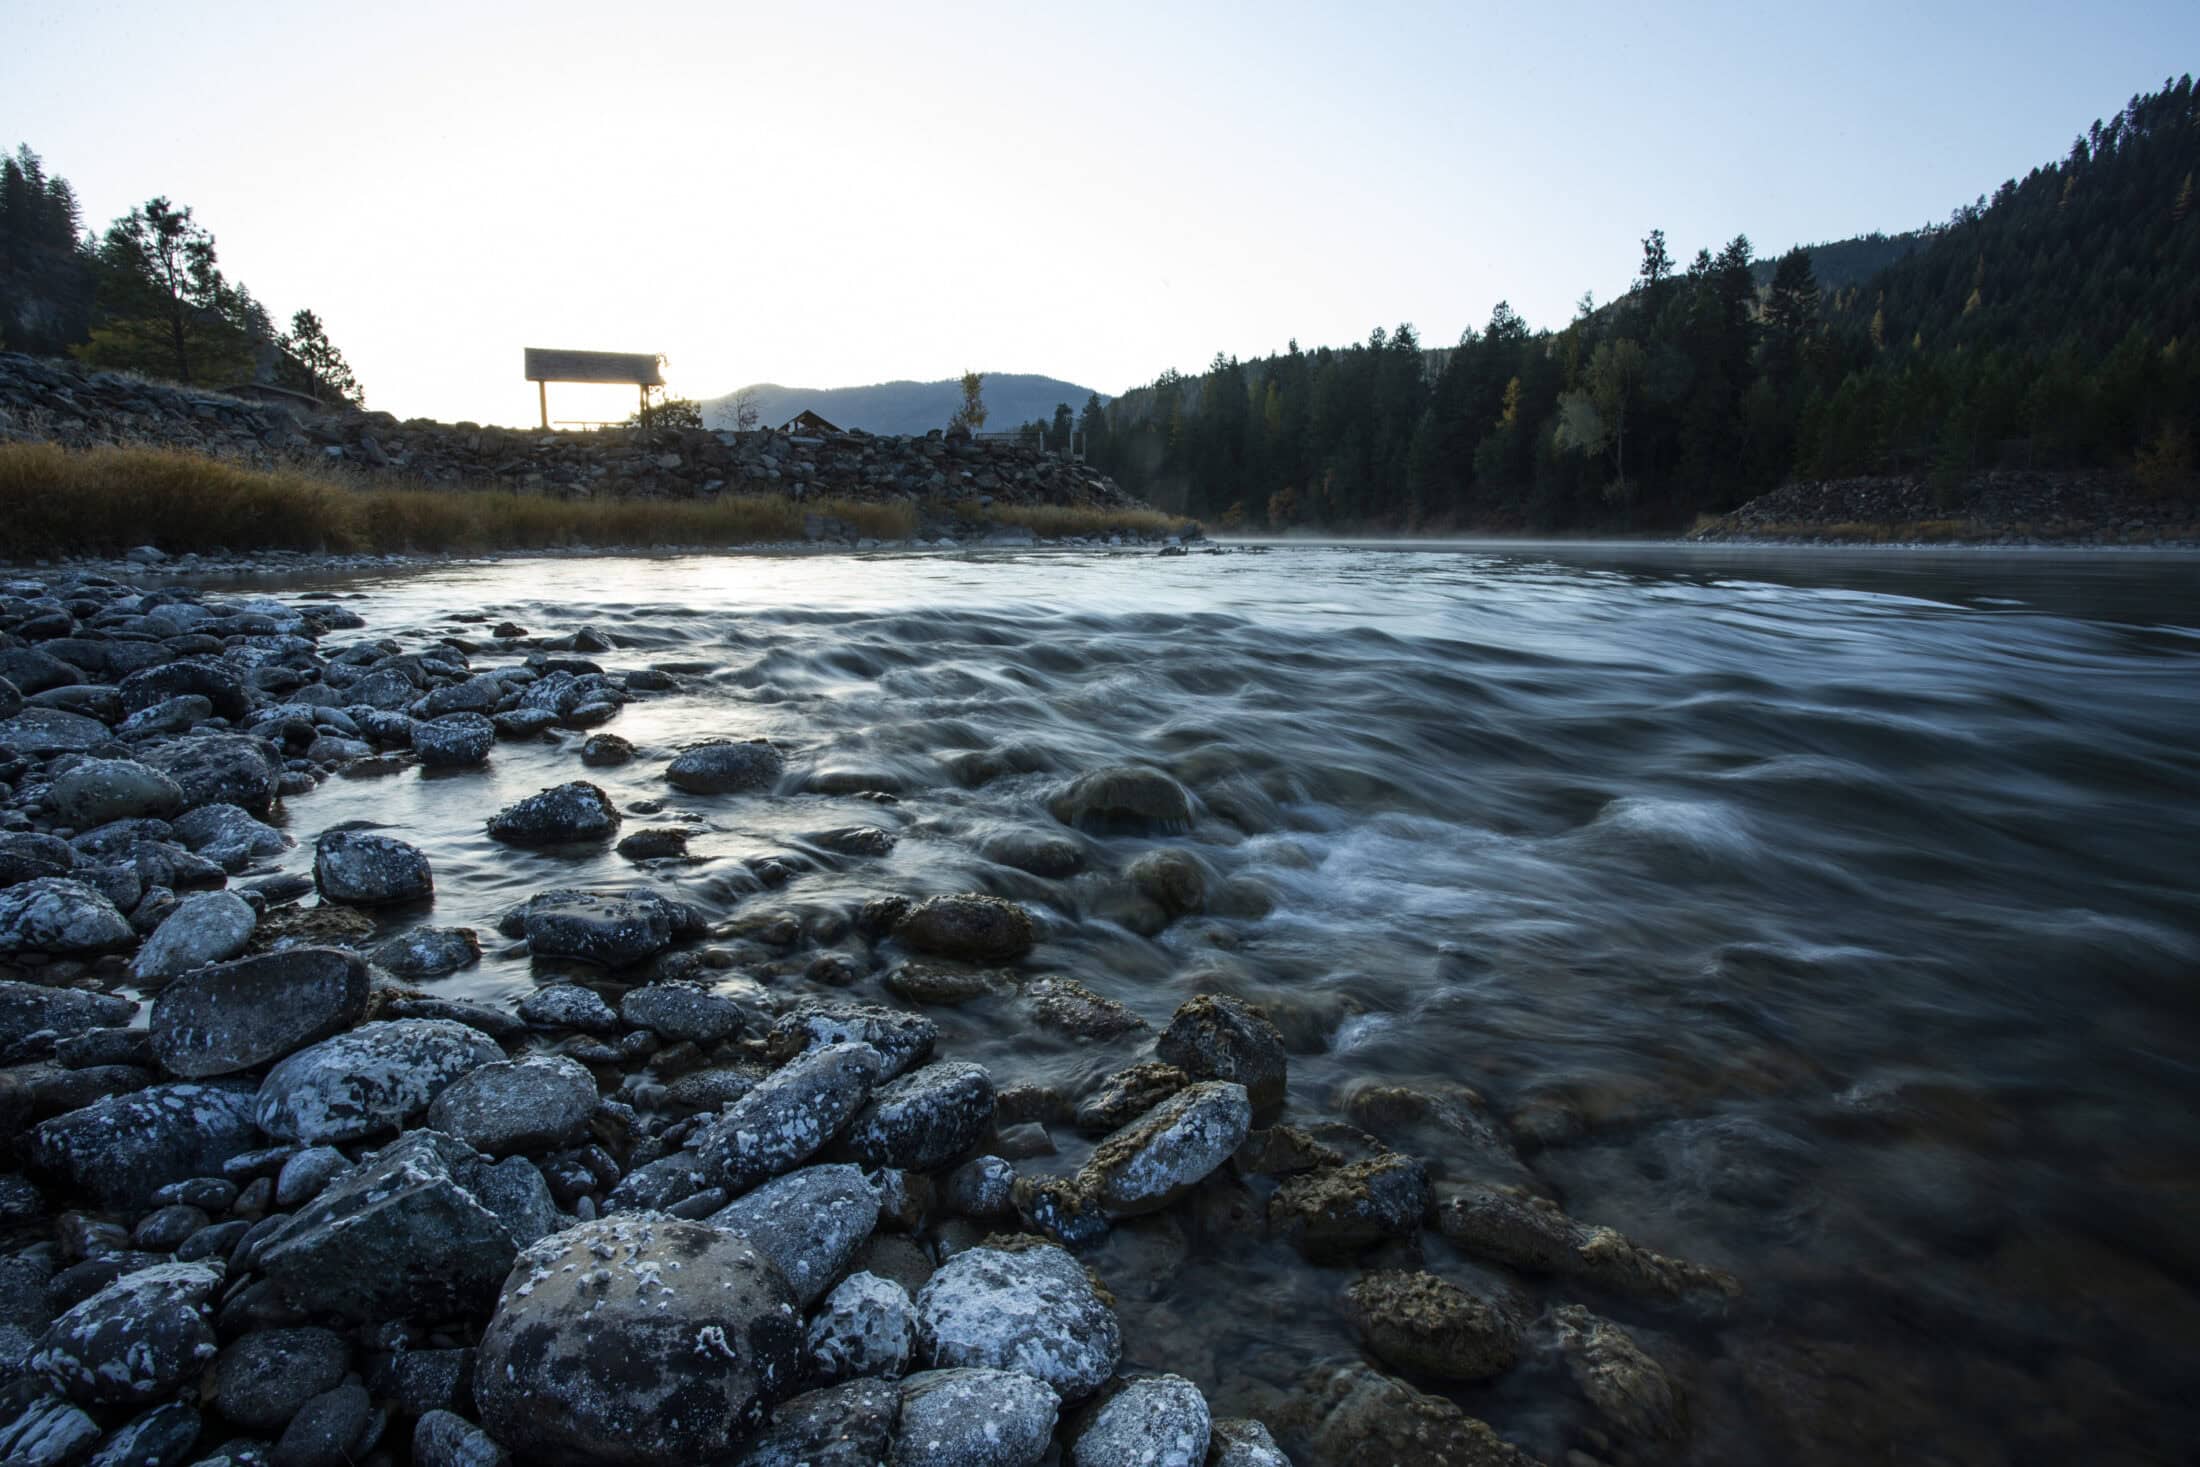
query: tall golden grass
[
  {"left": 0, "top": 442, "right": 932, "bottom": 556},
  {"left": 985, "top": 502, "right": 1187, "bottom": 538}
]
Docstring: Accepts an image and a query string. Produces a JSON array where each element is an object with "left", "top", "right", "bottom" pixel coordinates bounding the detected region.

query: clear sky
[{"left": 5, "top": 1, "right": 2195, "bottom": 426}]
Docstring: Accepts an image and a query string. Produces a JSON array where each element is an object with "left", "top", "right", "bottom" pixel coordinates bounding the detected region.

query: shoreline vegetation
[{"left": 0, "top": 442, "right": 1190, "bottom": 561}]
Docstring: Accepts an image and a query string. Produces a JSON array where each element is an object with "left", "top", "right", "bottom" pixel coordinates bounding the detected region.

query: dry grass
[
  {"left": 0, "top": 442, "right": 917, "bottom": 557},
  {"left": 981, "top": 502, "right": 1188, "bottom": 538}
]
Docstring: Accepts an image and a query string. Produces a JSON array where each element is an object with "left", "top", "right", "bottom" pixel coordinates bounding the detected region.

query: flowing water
[{"left": 220, "top": 543, "right": 2200, "bottom": 1463}]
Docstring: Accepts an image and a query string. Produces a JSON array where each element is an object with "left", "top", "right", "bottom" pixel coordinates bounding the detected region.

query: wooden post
[{"left": 538, "top": 380, "right": 548, "bottom": 431}]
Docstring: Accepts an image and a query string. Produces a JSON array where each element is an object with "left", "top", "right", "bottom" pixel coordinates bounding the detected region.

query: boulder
[
  {"left": 707, "top": 1163, "right": 879, "bottom": 1305},
  {"left": 805, "top": 1271, "right": 914, "bottom": 1381},
  {"left": 1154, "top": 995, "right": 1288, "bottom": 1117},
  {"left": 1342, "top": 1270, "right": 1521, "bottom": 1381},
  {"left": 1433, "top": 1184, "right": 1741, "bottom": 1304},
  {"left": 516, "top": 984, "right": 618, "bottom": 1033},
  {"left": 474, "top": 1214, "right": 802, "bottom": 1464},
  {"left": 82, "top": 1400, "right": 202, "bottom": 1467},
  {"left": 370, "top": 925, "right": 482, "bottom": 978},
  {"left": 118, "top": 660, "right": 251, "bottom": 722},
  {"left": 766, "top": 1003, "right": 937, "bottom": 1080},
  {"left": 892, "top": 1368, "right": 1060, "bottom": 1467},
  {"left": 1074, "top": 1062, "right": 1189, "bottom": 1135},
  {"left": 30, "top": 1260, "right": 222, "bottom": 1407},
  {"left": 664, "top": 740, "right": 784, "bottom": 795},
  {"left": 0, "top": 831, "right": 76, "bottom": 888},
  {"left": 697, "top": 1041, "right": 884, "bottom": 1194},
  {"left": 425, "top": 1055, "right": 598, "bottom": 1154},
  {"left": 150, "top": 946, "right": 368, "bottom": 1077},
  {"left": 1290, "top": 1361, "right": 1534, "bottom": 1467},
  {"left": 893, "top": 894, "right": 1036, "bottom": 964},
  {"left": 274, "top": 1380, "right": 374, "bottom": 1467},
  {"left": 413, "top": 713, "right": 496, "bottom": 769},
  {"left": 1078, "top": 1080, "right": 1251, "bottom": 1217},
  {"left": 28, "top": 1080, "right": 259, "bottom": 1209},
  {"left": 0, "top": 879, "right": 134, "bottom": 958},
  {"left": 213, "top": 1326, "right": 351, "bottom": 1432},
  {"left": 914, "top": 1244, "right": 1120, "bottom": 1402},
  {"left": 1020, "top": 975, "right": 1144, "bottom": 1040},
  {"left": 254, "top": 1019, "right": 504, "bottom": 1144},
  {"left": 170, "top": 803, "right": 289, "bottom": 871},
  {"left": 1544, "top": 1304, "right": 1687, "bottom": 1448},
  {"left": 143, "top": 735, "right": 282, "bottom": 816},
  {"left": 619, "top": 981, "right": 747, "bottom": 1044},
  {"left": 1270, "top": 1155, "right": 1431, "bottom": 1259},
  {"left": 255, "top": 1130, "right": 556, "bottom": 1321},
  {"left": 0, "top": 979, "right": 136, "bottom": 1058},
  {"left": 47, "top": 759, "right": 185, "bottom": 827},
  {"left": 313, "top": 829, "right": 433, "bottom": 905},
  {"left": 1207, "top": 1420, "right": 1293, "bottom": 1467},
  {"left": 841, "top": 1061, "right": 995, "bottom": 1173},
  {"left": 130, "top": 890, "right": 257, "bottom": 981},
  {"left": 519, "top": 889, "right": 684, "bottom": 967},
  {"left": 486, "top": 782, "right": 622, "bottom": 845},
  {"left": 1048, "top": 767, "right": 1193, "bottom": 835},
  {"left": 1071, "top": 1375, "right": 1211, "bottom": 1467},
  {"left": 740, "top": 1378, "right": 898, "bottom": 1467},
  {"left": 414, "top": 1410, "right": 509, "bottom": 1467},
  {"left": 0, "top": 708, "right": 110, "bottom": 756}
]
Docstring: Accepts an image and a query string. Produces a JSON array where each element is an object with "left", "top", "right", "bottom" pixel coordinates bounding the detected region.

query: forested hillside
[
  {"left": 1085, "top": 76, "right": 2200, "bottom": 532},
  {"left": 0, "top": 145, "right": 363, "bottom": 404},
  {"left": 702, "top": 373, "right": 1102, "bottom": 436}
]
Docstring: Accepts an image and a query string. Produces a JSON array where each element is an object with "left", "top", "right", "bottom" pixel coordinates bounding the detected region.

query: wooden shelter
[{"left": 779, "top": 409, "right": 842, "bottom": 436}]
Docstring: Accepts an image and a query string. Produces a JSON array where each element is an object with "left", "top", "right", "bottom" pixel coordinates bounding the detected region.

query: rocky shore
[
  {"left": 0, "top": 571, "right": 1736, "bottom": 1467},
  {"left": 1687, "top": 468, "right": 2199, "bottom": 546}
]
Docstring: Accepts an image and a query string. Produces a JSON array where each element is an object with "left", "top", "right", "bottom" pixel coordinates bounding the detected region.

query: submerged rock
[
  {"left": 150, "top": 946, "right": 369, "bottom": 1078},
  {"left": 519, "top": 888, "right": 689, "bottom": 967},
  {"left": 892, "top": 1368, "right": 1059, "bottom": 1467},
  {"left": 1072, "top": 1374, "right": 1212, "bottom": 1467},
  {"left": 1270, "top": 1154, "right": 1431, "bottom": 1259},
  {"left": 29, "top": 1260, "right": 222, "bottom": 1407},
  {"left": 1433, "top": 1183, "right": 1741, "bottom": 1304},
  {"left": 1289, "top": 1361, "right": 1533, "bottom": 1467},
  {"left": 1155, "top": 995, "right": 1288, "bottom": 1117},
  {"left": 313, "top": 828, "right": 433, "bottom": 905},
  {"left": 664, "top": 739, "right": 785, "bottom": 794},
  {"left": 894, "top": 893, "right": 1036, "bottom": 964},
  {"left": 914, "top": 1243, "right": 1121, "bottom": 1402},
  {"left": 1075, "top": 1061, "right": 1190, "bottom": 1135},
  {"left": 1078, "top": 1080, "right": 1251, "bottom": 1217},
  {"left": 370, "top": 924, "right": 482, "bottom": 978},
  {"left": 474, "top": 1213, "right": 802, "bottom": 1464},
  {"left": 254, "top": 1019, "right": 504, "bottom": 1144},
  {"left": 620, "top": 981, "right": 747, "bottom": 1044},
  {"left": 1021, "top": 975, "right": 1145, "bottom": 1040},
  {"left": 1342, "top": 1270, "right": 1522, "bottom": 1381},
  {"left": 485, "top": 781, "right": 622, "bottom": 845},
  {"left": 1543, "top": 1303, "right": 1688, "bottom": 1448},
  {"left": 1049, "top": 766, "right": 1193, "bottom": 835}
]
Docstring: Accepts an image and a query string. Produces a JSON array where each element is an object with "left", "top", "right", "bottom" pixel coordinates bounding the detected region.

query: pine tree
[{"left": 283, "top": 308, "right": 364, "bottom": 405}]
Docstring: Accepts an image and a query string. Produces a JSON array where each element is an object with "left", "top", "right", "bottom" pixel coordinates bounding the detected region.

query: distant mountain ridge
[{"left": 700, "top": 373, "right": 1105, "bottom": 436}]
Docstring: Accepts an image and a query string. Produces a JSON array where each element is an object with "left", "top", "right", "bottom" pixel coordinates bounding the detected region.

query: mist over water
[{"left": 240, "top": 544, "right": 2200, "bottom": 1462}]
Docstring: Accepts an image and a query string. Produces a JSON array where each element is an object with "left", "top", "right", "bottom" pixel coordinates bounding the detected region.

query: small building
[{"left": 778, "top": 409, "right": 842, "bottom": 435}]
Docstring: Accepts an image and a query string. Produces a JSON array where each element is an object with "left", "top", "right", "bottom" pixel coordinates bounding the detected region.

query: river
[{"left": 219, "top": 542, "right": 2200, "bottom": 1464}]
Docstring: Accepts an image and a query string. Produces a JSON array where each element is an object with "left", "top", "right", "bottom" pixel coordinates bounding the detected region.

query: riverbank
[{"left": 1686, "top": 467, "right": 2200, "bottom": 546}]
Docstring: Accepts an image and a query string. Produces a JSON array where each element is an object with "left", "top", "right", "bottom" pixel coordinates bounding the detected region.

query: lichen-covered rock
[
  {"left": 520, "top": 889, "right": 686, "bottom": 968},
  {"left": 1020, "top": 976, "right": 1144, "bottom": 1040},
  {"left": 82, "top": 1400, "right": 201, "bottom": 1467},
  {"left": 371, "top": 925, "right": 482, "bottom": 978},
  {"left": 698, "top": 1041, "right": 885, "bottom": 1194},
  {"left": 1288, "top": 1362, "right": 1534, "bottom": 1467},
  {"left": 740, "top": 1378, "right": 898, "bottom": 1467},
  {"left": 1072, "top": 1374, "right": 1211, "bottom": 1467},
  {"left": 130, "top": 889, "right": 256, "bottom": 981},
  {"left": 1341, "top": 1270, "right": 1521, "bottom": 1381},
  {"left": 891, "top": 1368, "right": 1060, "bottom": 1467},
  {"left": 1078, "top": 1081, "right": 1250, "bottom": 1217},
  {"left": 47, "top": 759, "right": 184, "bottom": 828},
  {"left": 0, "top": 707, "right": 110, "bottom": 755},
  {"left": 426, "top": 1055, "right": 598, "bottom": 1154},
  {"left": 841, "top": 1061, "right": 995, "bottom": 1173},
  {"left": 767, "top": 1004, "right": 938, "bottom": 1081},
  {"left": 664, "top": 740, "right": 784, "bottom": 795},
  {"left": 143, "top": 734, "right": 282, "bottom": 816},
  {"left": 28, "top": 1080, "right": 259, "bottom": 1209},
  {"left": 893, "top": 894, "right": 1036, "bottom": 964},
  {"left": 0, "top": 831, "right": 76, "bottom": 889},
  {"left": 914, "top": 1244, "right": 1120, "bottom": 1403},
  {"left": 1207, "top": 1419, "right": 1294, "bottom": 1467},
  {"left": 0, "top": 878, "right": 134, "bottom": 958},
  {"left": 1269, "top": 1155, "right": 1431, "bottom": 1259},
  {"left": 29, "top": 1260, "right": 222, "bottom": 1407},
  {"left": 1433, "top": 1184, "right": 1741, "bottom": 1305},
  {"left": 708, "top": 1164, "right": 878, "bottom": 1305},
  {"left": 171, "top": 803, "right": 290, "bottom": 871},
  {"left": 118, "top": 660, "right": 250, "bottom": 722},
  {"left": 1048, "top": 767, "right": 1193, "bottom": 835},
  {"left": 1544, "top": 1304, "right": 1688, "bottom": 1448},
  {"left": 1074, "top": 1062, "right": 1190, "bottom": 1134},
  {"left": 254, "top": 1019, "right": 504, "bottom": 1144},
  {"left": 412, "top": 713, "right": 496, "bottom": 769},
  {"left": 474, "top": 1213, "right": 803, "bottom": 1465},
  {"left": 806, "top": 1270, "right": 914, "bottom": 1382},
  {"left": 620, "top": 981, "right": 748, "bottom": 1044},
  {"left": 1155, "top": 995, "right": 1288, "bottom": 1117},
  {"left": 255, "top": 1130, "right": 556, "bottom": 1321},
  {"left": 214, "top": 1326, "right": 351, "bottom": 1432},
  {"left": 0, "top": 978, "right": 136, "bottom": 1059},
  {"left": 485, "top": 781, "right": 622, "bottom": 845},
  {"left": 943, "top": 1155, "right": 1016, "bottom": 1219},
  {"left": 0, "top": 1395, "right": 100, "bottom": 1466},
  {"left": 516, "top": 983, "right": 619, "bottom": 1033},
  {"left": 313, "top": 828, "right": 433, "bottom": 905},
  {"left": 414, "top": 1409, "right": 509, "bottom": 1467},
  {"left": 150, "top": 946, "right": 368, "bottom": 1078}
]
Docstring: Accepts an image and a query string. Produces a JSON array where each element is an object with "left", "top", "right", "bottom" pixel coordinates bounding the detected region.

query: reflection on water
[{"left": 223, "top": 544, "right": 2200, "bottom": 1463}]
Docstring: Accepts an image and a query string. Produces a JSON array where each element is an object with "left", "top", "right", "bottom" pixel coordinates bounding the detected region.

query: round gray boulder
[
  {"left": 841, "top": 1060, "right": 996, "bottom": 1173},
  {"left": 806, "top": 1271, "right": 914, "bottom": 1382},
  {"left": 425, "top": 1054, "right": 598, "bottom": 1154},
  {"left": 369, "top": 925, "right": 481, "bottom": 978},
  {"left": 1072, "top": 1375, "right": 1212, "bottom": 1467},
  {"left": 254, "top": 1019, "right": 504, "bottom": 1144},
  {"left": 0, "top": 878, "right": 133, "bottom": 958},
  {"left": 893, "top": 894, "right": 1036, "bottom": 964},
  {"left": 29, "top": 1260, "right": 222, "bottom": 1407},
  {"left": 664, "top": 740, "right": 784, "bottom": 795},
  {"left": 144, "top": 734, "right": 282, "bottom": 816},
  {"left": 130, "top": 889, "right": 257, "bottom": 982},
  {"left": 151, "top": 946, "right": 369, "bottom": 1078},
  {"left": 413, "top": 713, "right": 496, "bottom": 769},
  {"left": 486, "top": 782, "right": 622, "bottom": 845},
  {"left": 892, "top": 1368, "right": 1060, "bottom": 1467},
  {"left": 474, "top": 1213, "right": 803, "bottom": 1464},
  {"left": 914, "top": 1243, "right": 1121, "bottom": 1402},
  {"left": 48, "top": 759, "right": 184, "bottom": 828},
  {"left": 313, "top": 828, "right": 433, "bottom": 906},
  {"left": 1048, "top": 766, "right": 1193, "bottom": 835},
  {"left": 213, "top": 1326, "right": 351, "bottom": 1432}
]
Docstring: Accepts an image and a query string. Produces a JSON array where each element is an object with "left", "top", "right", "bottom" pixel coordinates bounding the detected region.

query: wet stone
[
  {"left": 1544, "top": 1303, "right": 1688, "bottom": 1448},
  {"left": 426, "top": 1054, "right": 598, "bottom": 1154},
  {"left": 413, "top": 1409, "right": 508, "bottom": 1467},
  {"left": 412, "top": 713, "right": 496, "bottom": 768},
  {"left": 29, "top": 1260, "right": 222, "bottom": 1407},
  {"left": 517, "top": 983, "right": 619, "bottom": 1033},
  {"left": 312, "top": 828, "right": 432, "bottom": 905},
  {"left": 1079, "top": 1080, "right": 1252, "bottom": 1218},
  {"left": 254, "top": 1019, "right": 504, "bottom": 1144},
  {"left": 698, "top": 1041, "right": 885, "bottom": 1194},
  {"left": 1290, "top": 1360, "right": 1535, "bottom": 1467},
  {"left": 620, "top": 980, "right": 747, "bottom": 1043},
  {"left": 806, "top": 1271, "right": 915, "bottom": 1382},
  {"left": 841, "top": 1060, "right": 996, "bottom": 1173},
  {"left": 485, "top": 781, "right": 622, "bottom": 845},
  {"left": 47, "top": 759, "right": 184, "bottom": 828},
  {"left": 270, "top": 1380, "right": 372, "bottom": 1467},
  {"left": 944, "top": 1155, "right": 1017, "bottom": 1219},
  {"left": 616, "top": 827, "right": 689, "bottom": 860},
  {"left": 893, "top": 893, "right": 1036, "bottom": 964},
  {"left": 474, "top": 1213, "right": 803, "bottom": 1465},
  {"left": 214, "top": 1327, "right": 351, "bottom": 1432},
  {"left": 580, "top": 732, "right": 634, "bottom": 767},
  {"left": 370, "top": 924, "right": 481, "bottom": 978},
  {"left": 143, "top": 734, "right": 282, "bottom": 817},
  {"left": 28, "top": 1080, "right": 260, "bottom": 1210},
  {"left": 0, "top": 978, "right": 137, "bottom": 1059},
  {"left": 274, "top": 1147, "right": 351, "bottom": 1207},
  {"left": 664, "top": 739, "right": 785, "bottom": 794},
  {"left": 1207, "top": 1419, "right": 1293, "bottom": 1467},
  {"left": 1075, "top": 1061, "right": 1190, "bottom": 1135},
  {"left": 914, "top": 1243, "right": 1121, "bottom": 1402},
  {"left": 1021, "top": 975, "right": 1145, "bottom": 1040},
  {"left": 892, "top": 1368, "right": 1060, "bottom": 1467},
  {"left": 1344, "top": 1269, "right": 1523, "bottom": 1381},
  {"left": 1072, "top": 1374, "right": 1212, "bottom": 1467},
  {"left": 708, "top": 1163, "right": 880, "bottom": 1305},
  {"left": 130, "top": 889, "right": 257, "bottom": 981},
  {"left": 0, "top": 878, "right": 134, "bottom": 958},
  {"left": 1049, "top": 766, "right": 1193, "bottom": 835},
  {"left": 82, "top": 1401, "right": 201, "bottom": 1467},
  {"left": 150, "top": 946, "right": 369, "bottom": 1078},
  {"left": 1270, "top": 1154, "right": 1433, "bottom": 1260},
  {"left": 742, "top": 1379, "right": 898, "bottom": 1466},
  {"left": 520, "top": 889, "right": 688, "bottom": 968},
  {"left": 1155, "top": 994, "right": 1289, "bottom": 1118}
]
